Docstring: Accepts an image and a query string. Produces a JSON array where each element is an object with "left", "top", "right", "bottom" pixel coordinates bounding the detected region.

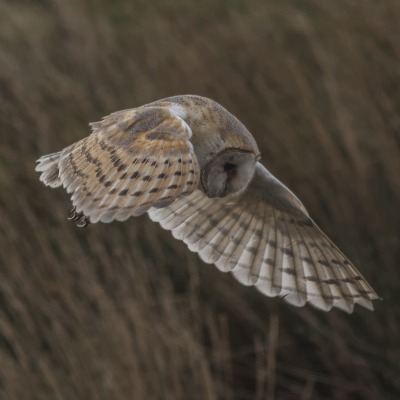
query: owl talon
[
  {"left": 68, "top": 207, "right": 90, "bottom": 227},
  {"left": 77, "top": 216, "right": 90, "bottom": 228},
  {"left": 68, "top": 207, "right": 80, "bottom": 221}
]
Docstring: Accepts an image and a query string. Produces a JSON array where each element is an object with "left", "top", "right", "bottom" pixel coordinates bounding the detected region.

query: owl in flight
[{"left": 36, "top": 95, "right": 378, "bottom": 313}]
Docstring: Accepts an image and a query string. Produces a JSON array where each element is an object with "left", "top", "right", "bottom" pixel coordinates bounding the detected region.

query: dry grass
[{"left": 0, "top": 0, "right": 399, "bottom": 399}]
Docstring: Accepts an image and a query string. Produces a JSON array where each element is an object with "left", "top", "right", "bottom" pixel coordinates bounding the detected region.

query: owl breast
[{"left": 200, "top": 149, "right": 257, "bottom": 198}]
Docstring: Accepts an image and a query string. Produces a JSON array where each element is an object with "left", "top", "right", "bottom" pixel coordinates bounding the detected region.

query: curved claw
[
  {"left": 77, "top": 216, "right": 90, "bottom": 228},
  {"left": 68, "top": 206, "right": 79, "bottom": 221},
  {"left": 68, "top": 207, "right": 90, "bottom": 228}
]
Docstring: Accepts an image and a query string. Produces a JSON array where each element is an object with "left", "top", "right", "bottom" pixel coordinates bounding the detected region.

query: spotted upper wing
[
  {"left": 149, "top": 163, "right": 379, "bottom": 313},
  {"left": 36, "top": 106, "right": 200, "bottom": 223}
]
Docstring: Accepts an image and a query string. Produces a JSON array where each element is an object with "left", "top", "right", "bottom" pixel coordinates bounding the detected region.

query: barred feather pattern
[{"left": 36, "top": 106, "right": 200, "bottom": 223}]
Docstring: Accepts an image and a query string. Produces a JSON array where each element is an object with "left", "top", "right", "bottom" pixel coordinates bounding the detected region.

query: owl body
[{"left": 36, "top": 95, "right": 379, "bottom": 313}]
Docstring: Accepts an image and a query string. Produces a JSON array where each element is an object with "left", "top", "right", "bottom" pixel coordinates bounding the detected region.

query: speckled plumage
[{"left": 36, "top": 95, "right": 379, "bottom": 313}]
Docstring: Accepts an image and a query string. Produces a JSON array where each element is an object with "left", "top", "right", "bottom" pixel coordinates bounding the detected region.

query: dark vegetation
[{"left": 0, "top": 0, "right": 399, "bottom": 398}]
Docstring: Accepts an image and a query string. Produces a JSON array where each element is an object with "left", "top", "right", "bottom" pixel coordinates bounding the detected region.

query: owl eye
[
  {"left": 224, "top": 163, "right": 236, "bottom": 171},
  {"left": 224, "top": 162, "right": 237, "bottom": 179}
]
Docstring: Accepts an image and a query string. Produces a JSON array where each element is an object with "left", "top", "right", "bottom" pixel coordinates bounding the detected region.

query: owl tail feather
[{"left": 35, "top": 151, "right": 63, "bottom": 188}]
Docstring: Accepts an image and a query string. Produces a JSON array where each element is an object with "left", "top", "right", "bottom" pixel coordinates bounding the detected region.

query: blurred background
[{"left": 1, "top": 0, "right": 399, "bottom": 399}]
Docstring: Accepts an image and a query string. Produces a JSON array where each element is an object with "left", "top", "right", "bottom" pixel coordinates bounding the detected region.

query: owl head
[{"left": 200, "top": 149, "right": 259, "bottom": 198}]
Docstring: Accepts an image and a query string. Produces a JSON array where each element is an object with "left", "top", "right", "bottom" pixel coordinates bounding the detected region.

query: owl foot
[{"left": 68, "top": 207, "right": 90, "bottom": 228}]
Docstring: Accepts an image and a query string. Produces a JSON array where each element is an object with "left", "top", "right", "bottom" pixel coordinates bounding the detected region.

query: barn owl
[{"left": 36, "top": 95, "right": 378, "bottom": 313}]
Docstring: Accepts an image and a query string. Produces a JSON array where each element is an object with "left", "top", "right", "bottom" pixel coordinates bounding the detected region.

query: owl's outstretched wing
[
  {"left": 148, "top": 162, "right": 379, "bottom": 313},
  {"left": 36, "top": 107, "right": 200, "bottom": 222}
]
